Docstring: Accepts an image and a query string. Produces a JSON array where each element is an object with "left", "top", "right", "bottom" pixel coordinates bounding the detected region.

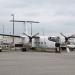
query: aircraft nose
[{"left": 48, "top": 37, "right": 51, "bottom": 41}]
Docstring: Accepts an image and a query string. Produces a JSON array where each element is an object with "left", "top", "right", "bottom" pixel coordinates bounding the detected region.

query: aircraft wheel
[
  {"left": 55, "top": 43, "right": 61, "bottom": 53},
  {"left": 22, "top": 48, "right": 26, "bottom": 52},
  {"left": 0, "top": 49, "right": 2, "bottom": 52}
]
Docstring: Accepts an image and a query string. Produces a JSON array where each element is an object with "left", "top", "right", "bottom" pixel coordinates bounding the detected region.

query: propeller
[
  {"left": 60, "top": 33, "right": 75, "bottom": 52},
  {"left": 23, "top": 33, "right": 39, "bottom": 43},
  {"left": 60, "top": 33, "right": 71, "bottom": 43}
]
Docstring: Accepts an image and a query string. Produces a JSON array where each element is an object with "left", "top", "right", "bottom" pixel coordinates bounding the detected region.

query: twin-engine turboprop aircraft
[{"left": 0, "top": 33, "right": 75, "bottom": 52}]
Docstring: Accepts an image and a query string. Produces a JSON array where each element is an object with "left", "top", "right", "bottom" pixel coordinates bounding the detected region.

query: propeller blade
[
  {"left": 32, "top": 33, "right": 39, "bottom": 38},
  {"left": 60, "top": 33, "right": 68, "bottom": 43},
  {"left": 23, "top": 33, "right": 31, "bottom": 38},
  {"left": 60, "top": 33, "right": 66, "bottom": 38},
  {"left": 23, "top": 33, "right": 33, "bottom": 43},
  {"left": 68, "top": 34, "right": 75, "bottom": 38}
]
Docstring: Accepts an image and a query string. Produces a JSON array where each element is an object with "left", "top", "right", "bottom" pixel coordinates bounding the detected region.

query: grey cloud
[{"left": 0, "top": 0, "right": 75, "bottom": 34}]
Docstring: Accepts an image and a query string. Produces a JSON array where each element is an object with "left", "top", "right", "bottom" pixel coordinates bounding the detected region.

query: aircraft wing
[
  {"left": 0, "top": 33, "right": 21, "bottom": 38},
  {"left": 32, "top": 36, "right": 40, "bottom": 38}
]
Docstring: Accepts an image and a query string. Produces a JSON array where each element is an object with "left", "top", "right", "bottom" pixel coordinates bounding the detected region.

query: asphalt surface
[{"left": 0, "top": 51, "right": 75, "bottom": 75}]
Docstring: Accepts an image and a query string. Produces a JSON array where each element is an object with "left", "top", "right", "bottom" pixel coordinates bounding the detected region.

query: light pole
[
  {"left": 2, "top": 25, "right": 4, "bottom": 38},
  {"left": 30, "top": 22, "right": 32, "bottom": 36},
  {"left": 11, "top": 14, "right": 14, "bottom": 43},
  {"left": 23, "top": 22, "right": 26, "bottom": 33}
]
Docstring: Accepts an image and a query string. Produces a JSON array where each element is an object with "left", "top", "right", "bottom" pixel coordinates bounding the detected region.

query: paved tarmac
[{"left": 0, "top": 51, "right": 75, "bottom": 75}]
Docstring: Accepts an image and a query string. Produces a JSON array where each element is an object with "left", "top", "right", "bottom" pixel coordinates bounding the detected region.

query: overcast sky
[{"left": 0, "top": 0, "right": 75, "bottom": 35}]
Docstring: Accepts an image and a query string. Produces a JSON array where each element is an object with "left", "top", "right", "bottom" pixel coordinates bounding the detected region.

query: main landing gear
[{"left": 55, "top": 43, "right": 61, "bottom": 53}]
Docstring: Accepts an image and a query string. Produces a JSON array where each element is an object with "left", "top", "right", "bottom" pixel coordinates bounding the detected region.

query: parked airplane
[
  {"left": 0, "top": 33, "right": 75, "bottom": 52},
  {"left": 0, "top": 33, "right": 55, "bottom": 52}
]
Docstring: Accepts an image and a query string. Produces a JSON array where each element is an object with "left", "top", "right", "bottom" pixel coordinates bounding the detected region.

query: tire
[
  {"left": 0, "top": 49, "right": 2, "bottom": 52},
  {"left": 22, "top": 48, "right": 26, "bottom": 52},
  {"left": 55, "top": 43, "right": 61, "bottom": 53}
]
